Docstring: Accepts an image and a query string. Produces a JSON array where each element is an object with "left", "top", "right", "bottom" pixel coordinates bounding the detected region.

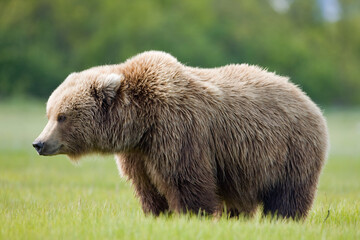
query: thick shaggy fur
[{"left": 36, "top": 51, "right": 328, "bottom": 219}]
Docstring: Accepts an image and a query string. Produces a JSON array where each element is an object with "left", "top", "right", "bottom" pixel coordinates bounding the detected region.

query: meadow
[{"left": 0, "top": 100, "right": 359, "bottom": 239}]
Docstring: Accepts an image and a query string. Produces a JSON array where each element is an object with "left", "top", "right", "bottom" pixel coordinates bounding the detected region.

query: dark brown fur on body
[{"left": 34, "top": 51, "right": 329, "bottom": 219}]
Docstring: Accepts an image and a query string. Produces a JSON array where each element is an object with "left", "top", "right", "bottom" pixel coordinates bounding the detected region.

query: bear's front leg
[
  {"left": 152, "top": 156, "right": 220, "bottom": 215},
  {"left": 134, "top": 180, "right": 169, "bottom": 216},
  {"left": 115, "top": 153, "right": 169, "bottom": 216},
  {"left": 148, "top": 132, "right": 221, "bottom": 215}
]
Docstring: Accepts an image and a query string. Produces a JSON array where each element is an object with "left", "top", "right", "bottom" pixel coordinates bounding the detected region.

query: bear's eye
[{"left": 57, "top": 115, "right": 66, "bottom": 123}]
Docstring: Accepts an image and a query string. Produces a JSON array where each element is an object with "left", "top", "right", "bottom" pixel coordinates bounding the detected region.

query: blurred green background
[
  {"left": 1, "top": 1, "right": 360, "bottom": 238},
  {"left": 1, "top": 0, "right": 359, "bottom": 106}
]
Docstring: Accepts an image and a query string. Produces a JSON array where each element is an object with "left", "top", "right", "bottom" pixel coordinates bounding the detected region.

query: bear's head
[{"left": 33, "top": 70, "right": 129, "bottom": 160}]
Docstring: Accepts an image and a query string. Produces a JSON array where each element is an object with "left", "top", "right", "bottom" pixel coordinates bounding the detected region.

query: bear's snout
[
  {"left": 32, "top": 141, "right": 44, "bottom": 154},
  {"left": 33, "top": 119, "right": 64, "bottom": 156},
  {"left": 32, "top": 139, "right": 62, "bottom": 156}
]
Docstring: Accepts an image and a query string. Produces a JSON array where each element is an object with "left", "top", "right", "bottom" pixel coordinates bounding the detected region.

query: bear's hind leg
[
  {"left": 262, "top": 145, "right": 324, "bottom": 220},
  {"left": 262, "top": 181, "right": 316, "bottom": 219}
]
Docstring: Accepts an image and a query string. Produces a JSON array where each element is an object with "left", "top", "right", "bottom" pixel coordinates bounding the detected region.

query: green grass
[{"left": 0, "top": 100, "right": 359, "bottom": 239}]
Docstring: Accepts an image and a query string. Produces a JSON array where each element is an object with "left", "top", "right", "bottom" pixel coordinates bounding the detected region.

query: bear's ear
[
  {"left": 92, "top": 73, "right": 124, "bottom": 106},
  {"left": 102, "top": 73, "right": 123, "bottom": 96}
]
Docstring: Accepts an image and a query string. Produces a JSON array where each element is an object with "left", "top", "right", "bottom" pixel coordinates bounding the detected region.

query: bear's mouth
[{"left": 39, "top": 144, "right": 64, "bottom": 156}]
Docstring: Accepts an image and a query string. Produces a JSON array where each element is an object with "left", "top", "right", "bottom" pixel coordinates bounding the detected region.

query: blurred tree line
[{"left": 0, "top": 0, "right": 359, "bottom": 105}]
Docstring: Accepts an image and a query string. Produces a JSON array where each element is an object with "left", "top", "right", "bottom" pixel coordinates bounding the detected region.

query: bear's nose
[{"left": 32, "top": 141, "right": 44, "bottom": 154}]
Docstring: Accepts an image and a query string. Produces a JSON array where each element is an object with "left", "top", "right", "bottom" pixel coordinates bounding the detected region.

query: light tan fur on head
[{"left": 35, "top": 69, "right": 125, "bottom": 160}]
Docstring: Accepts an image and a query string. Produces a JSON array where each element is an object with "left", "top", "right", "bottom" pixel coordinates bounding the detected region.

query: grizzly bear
[{"left": 33, "top": 51, "right": 328, "bottom": 219}]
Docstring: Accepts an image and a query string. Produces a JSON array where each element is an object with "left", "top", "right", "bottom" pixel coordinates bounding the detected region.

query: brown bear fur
[{"left": 34, "top": 51, "right": 329, "bottom": 219}]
